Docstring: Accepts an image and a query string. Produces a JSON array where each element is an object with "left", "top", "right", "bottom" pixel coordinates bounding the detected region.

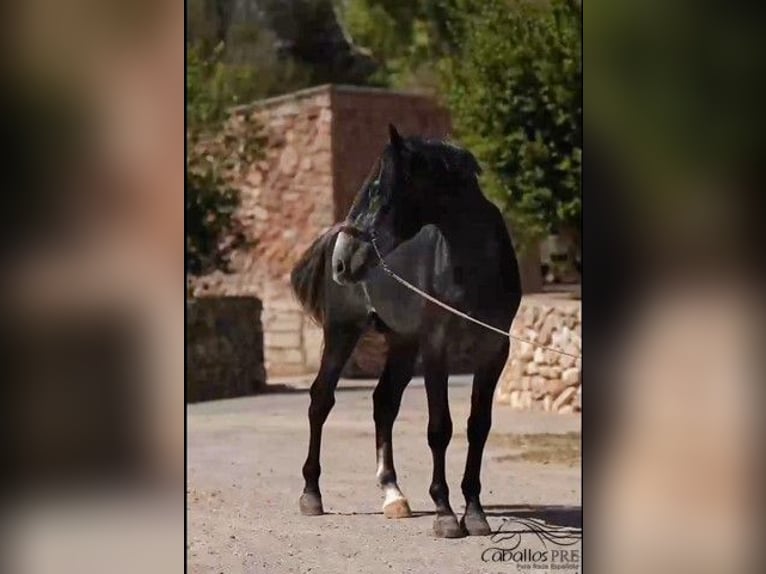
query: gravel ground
[{"left": 187, "top": 376, "right": 581, "bottom": 574}]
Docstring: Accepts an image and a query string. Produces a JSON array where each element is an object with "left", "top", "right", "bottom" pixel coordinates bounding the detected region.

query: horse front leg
[
  {"left": 373, "top": 336, "right": 418, "bottom": 518},
  {"left": 299, "top": 323, "right": 363, "bottom": 515},
  {"left": 423, "top": 343, "right": 464, "bottom": 538}
]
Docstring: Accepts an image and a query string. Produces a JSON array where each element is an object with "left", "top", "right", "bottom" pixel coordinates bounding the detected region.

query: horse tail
[{"left": 290, "top": 226, "right": 338, "bottom": 326}]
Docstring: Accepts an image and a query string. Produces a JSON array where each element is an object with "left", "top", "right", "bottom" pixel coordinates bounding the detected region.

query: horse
[{"left": 290, "top": 124, "right": 521, "bottom": 538}]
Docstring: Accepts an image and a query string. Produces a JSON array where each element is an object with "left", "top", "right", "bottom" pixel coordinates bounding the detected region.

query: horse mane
[
  {"left": 290, "top": 225, "right": 339, "bottom": 325},
  {"left": 405, "top": 137, "right": 482, "bottom": 181}
]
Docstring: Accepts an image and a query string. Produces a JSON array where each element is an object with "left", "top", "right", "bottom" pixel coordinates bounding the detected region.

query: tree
[
  {"left": 441, "top": 0, "right": 582, "bottom": 251},
  {"left": 336, "top": 0, "right": 456, "bottom": 90}
]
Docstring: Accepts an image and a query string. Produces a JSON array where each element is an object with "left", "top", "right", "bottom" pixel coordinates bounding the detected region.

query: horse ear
[{"left": 388, "top": 123, "right": 403, "bottom": 150}]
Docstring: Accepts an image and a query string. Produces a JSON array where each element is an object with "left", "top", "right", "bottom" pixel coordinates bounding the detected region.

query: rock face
[
  {"left": 495, "top": 295, "right": 582, "bottom": 414},
  {"left": 217, "top": 0, "right": 377, "bottom": 85},
  {"left": 190, "top": 84, "right": 453, "bottom": 378},
  {"left": 186, "top": 296, "right": 266, "bottom": 402},
  {"left": 261, "top": 0, "right": 377, "bottom": 83}
]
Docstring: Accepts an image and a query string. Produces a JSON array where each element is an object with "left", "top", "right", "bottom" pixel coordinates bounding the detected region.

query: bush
[
  {"left": 186, "top": 44, "right": 264, "bottom": 276},
  {"left": 441, "top": 0, "right": 582, "bottom": 250}
]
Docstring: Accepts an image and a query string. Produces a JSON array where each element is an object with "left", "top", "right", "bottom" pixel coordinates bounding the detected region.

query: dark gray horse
[{"left": 290, "top": 125, "right": 521, "bottom": 538}]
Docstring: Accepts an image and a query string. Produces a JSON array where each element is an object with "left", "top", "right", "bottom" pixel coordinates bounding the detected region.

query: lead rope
[{"left": 369, "top": 233, "right": 582, "bottom": 360}]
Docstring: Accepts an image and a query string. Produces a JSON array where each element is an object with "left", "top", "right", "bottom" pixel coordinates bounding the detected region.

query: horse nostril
[{"left": 334, "top": 259, "right": 345, "bottom": 276}]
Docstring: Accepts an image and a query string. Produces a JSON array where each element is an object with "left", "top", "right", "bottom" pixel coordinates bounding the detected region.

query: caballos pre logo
[{"left": 481, "top": 516, "right": 581, "bottom": 569}]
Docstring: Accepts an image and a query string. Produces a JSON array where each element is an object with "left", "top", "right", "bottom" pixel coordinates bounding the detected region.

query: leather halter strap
[{"left": 337, "top": 224, "right": 372, "bottom": 242}]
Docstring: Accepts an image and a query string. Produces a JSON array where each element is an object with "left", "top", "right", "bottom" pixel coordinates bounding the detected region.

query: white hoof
[{"left": 383, "top": 497, "right": 412, "bottom": 519}]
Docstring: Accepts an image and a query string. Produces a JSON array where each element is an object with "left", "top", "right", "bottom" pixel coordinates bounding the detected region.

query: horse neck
[{"left": 422, "top": 179, "right": 494, "bottom": 240}]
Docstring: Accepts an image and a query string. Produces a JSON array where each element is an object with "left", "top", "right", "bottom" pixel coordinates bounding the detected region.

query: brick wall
[{"left": 331, "top": 86, "right": 452, "bottom": 218}]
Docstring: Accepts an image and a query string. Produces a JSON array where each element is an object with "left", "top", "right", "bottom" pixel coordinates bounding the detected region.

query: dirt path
[{"left": 187, "top": 376, "right": 581, "bottom": 574}]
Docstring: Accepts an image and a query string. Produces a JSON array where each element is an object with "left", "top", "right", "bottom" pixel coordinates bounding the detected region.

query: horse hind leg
[
  {"left": 299, "top": 322, "right": 363, "bottom": 516},
  {"left": 372, "top": 337, "right": 418, "bottom": 519},
  {"left": 460, "top": 339, "right": 510, "bottom": 535}
]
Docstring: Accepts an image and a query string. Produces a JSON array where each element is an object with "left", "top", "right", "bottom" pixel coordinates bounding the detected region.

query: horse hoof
[
  {"left": 299, "top": 492, "right": 324, "bottom": 516},
  {"left": 433, "top": 514, "right": 466, "bottom": 538},
  {"left": 383, "top": 498, "right": 412, "bottom": 519},
  {"left": 461, "top": 512, "right": 491, "bottom": 536}
]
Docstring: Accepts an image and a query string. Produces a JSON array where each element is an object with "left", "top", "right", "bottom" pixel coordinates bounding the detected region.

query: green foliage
[
  {"left": 186, "top": 43, "right": 264, "bottom": 276},
  {"left": 441, "top": 0, "right": 582, "bottom": 249},
  {"left": 337, "top": 0, "right": 581, "bottom": 248},
  {"left": 187, "top": 44, "right": 234, "bottom": 128},
  {"left": 337, "top": 0, "right": 453, "bottom": 90},
  {"left": 186, "top": 164, "right": 241, "bottom": 276}
]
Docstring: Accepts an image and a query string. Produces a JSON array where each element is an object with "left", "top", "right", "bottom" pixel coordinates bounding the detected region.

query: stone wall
[
  {"left": 259, "top": 279, "right": 322, "bottom": 376},
  {"left": 186, "top": 297, "right": 266, "bottom": 402},
  {"left": 495, "top": 294, "right": 582, "bottom": 413},
  {"left": 191, "top": 87, "right": 335, "bottom": 376},
  {"left": 229, "top": 86, "right": 336, "bottom": 283}
]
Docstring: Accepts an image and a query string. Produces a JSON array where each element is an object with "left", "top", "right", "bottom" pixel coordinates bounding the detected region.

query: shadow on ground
[
  {"left": 260, "top": 383, "right": 375, "bottom": 394},
  {"left": 326, "top": 504, "right": 581, "bottom": 530},
  {"left": 260, "top": 375, "right": 474, "bottom": 396},
  {"left": 482, "top": 504, "right": 581, "bottom": 529}
]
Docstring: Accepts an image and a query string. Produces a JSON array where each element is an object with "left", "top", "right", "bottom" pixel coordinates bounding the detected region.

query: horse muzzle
[{"left": 332, "top": 226, "right": 374, "bottom": 285}]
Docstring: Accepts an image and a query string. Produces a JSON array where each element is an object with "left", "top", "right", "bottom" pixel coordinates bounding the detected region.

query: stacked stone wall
[
  {"left": 186, "top": 297, "right": 266, "bottom": 402},
  {"left": 496, "top": 295, "right": 582, "bottom": 413}
]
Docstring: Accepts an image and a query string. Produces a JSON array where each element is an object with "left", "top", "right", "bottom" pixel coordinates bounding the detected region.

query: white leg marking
[
  {"left": 383, "top": 485, "right": 406, "bottom": 506},
  {"left": 377, "top": 447, "right": 406, "bottom": 507}
]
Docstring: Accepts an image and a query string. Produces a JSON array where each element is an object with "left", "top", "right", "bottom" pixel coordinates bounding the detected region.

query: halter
[{"left": 337, "top": 224, "right": 372, "bottom": 242}]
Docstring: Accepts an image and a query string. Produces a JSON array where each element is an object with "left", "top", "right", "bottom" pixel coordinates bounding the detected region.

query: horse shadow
[
  {"left": 259, "top": 383, "right": 374, "bottom": 395},
  {"left": 327, "top": 504, "right": 581, "bottom": 529},
  {"left": 481, "top": 504, "right": 581, "bottom": 529}
]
